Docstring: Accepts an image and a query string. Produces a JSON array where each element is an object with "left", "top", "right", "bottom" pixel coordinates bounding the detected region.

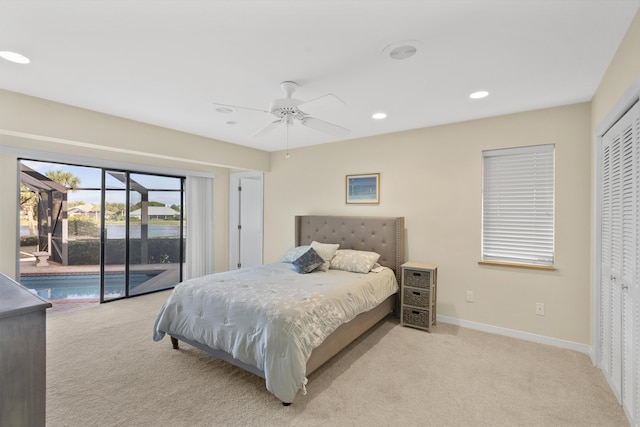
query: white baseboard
[{"left": 436, "top": 314, "right": 592, "bottom": 355}]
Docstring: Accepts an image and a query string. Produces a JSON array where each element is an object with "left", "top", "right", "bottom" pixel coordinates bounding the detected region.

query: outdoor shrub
[
  {"left": 68, "top": 216, "right": 100, "bottom": 238},
  {"left": 68, "top": 237, "right": 184, "bottom": 265}
]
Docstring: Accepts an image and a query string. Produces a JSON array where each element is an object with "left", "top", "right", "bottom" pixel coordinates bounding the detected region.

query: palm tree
[
  {"left": 45, "top": 170, "right": 80, "bottom": 190},
  {"left": 20, "top": 169, "right": 82, "bottom": 237}
]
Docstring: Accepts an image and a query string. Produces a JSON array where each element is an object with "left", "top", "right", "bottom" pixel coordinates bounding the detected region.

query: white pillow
[
  {"left": 281, "top": 245, "right": 310, "bottom": 263},
  {"left": 330, "top": 249, "right": 381, "bottom": 274},
  {"left": 310, "top": 241, "right": 340, "bottom": 272}
]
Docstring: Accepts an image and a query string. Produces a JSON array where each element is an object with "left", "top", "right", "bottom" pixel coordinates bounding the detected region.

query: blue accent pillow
[{"left": 293, "top": 247, "right": 325, "bottom": 274}]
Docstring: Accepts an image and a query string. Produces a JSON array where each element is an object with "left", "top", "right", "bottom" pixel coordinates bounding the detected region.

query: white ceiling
[{"left": 1, "top": 1, "right": 639, "bottom": 152}]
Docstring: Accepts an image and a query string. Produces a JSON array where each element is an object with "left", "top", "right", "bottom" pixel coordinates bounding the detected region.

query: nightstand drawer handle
[
  {"left": 412, "top": 291, "right": 421, "bottom": 296},
  {"left": 412, "top": 272, "right": 422, "bottom": 277},
  {"left": 412, "top": 310, "right": 421, "bottom": 315}
]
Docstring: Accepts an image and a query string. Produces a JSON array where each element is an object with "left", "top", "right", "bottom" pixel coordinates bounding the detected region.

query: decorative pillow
[
  {"left": 330, "top": 249, "right": 381, "bottom": 274},
  {"left": 281, "top": 245, "right": 310, "bottom": 263},
  {"left": 292, "top": 247, "right": 325, "bottom": 274},
  {"left": 310, "top": 241, "right": 340, "bottom": 272}
]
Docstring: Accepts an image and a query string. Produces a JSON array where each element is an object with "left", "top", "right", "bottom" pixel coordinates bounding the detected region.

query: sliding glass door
[
  {"left": 127, "top": 173, "right": 184, "bottom": 297},
  {"left": 101, "top": 170, "right": 185, "bottom": 302},
  {"left": 18, "top": 159, "right": 184, "bottom": 304}
]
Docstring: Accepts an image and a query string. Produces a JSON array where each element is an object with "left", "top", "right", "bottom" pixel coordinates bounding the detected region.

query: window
[
  {"left": 18, "top": 159, "right": 185, "bottom": 302},
  {"left": 481, "top": 144, "right": 555, "bottom": 268}
]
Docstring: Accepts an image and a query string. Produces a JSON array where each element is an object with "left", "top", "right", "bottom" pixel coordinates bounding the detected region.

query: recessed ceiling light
[
  {"left": 216, "top": 106, "right": 234, "bottom": 113},
  {"left": 0, "top": 51, "right": 30, "bottom": 64},
  {"left": 389, "top": 45, "right": 416, "bottom": 60},
  {"left": 469, "top": 91, "right": 489, "bottom": 99},
  {"left": 372, "top": 112, "right": 387, "bottom": 120},
  {"left": 381, "top": 40, "right": 421, "bottom": 61}
]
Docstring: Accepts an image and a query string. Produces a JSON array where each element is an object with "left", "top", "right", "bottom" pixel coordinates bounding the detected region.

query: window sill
[{"left": 478, "top": 260, "right": 557, "bottom": 271}]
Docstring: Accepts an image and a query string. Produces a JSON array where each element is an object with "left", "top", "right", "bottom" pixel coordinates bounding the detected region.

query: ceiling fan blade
[
  {"left": 252, "top": 119, "right": 282, "bottom": 138},
  {"left": 212, "top": 102, "right": 270, "bottom": 114},
  {"left": 301, "top": 117, "right": 350, "bottom": 137}
]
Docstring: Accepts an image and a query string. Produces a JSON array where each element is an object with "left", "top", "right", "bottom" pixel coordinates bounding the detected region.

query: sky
[{"left": 22, "top": 160, "right": 183, "bottom": 207}]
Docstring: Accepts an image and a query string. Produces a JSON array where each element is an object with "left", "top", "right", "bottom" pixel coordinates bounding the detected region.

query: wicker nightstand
[{"left": 400, "top": 262, "right": 438, "bottom": 332}]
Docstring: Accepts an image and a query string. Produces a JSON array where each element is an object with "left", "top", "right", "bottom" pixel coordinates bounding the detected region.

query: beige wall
[
  {"left": 0, "top": 89, "right": 269, "bottom": 172},
  {"left": 265, "top": 103, "right": 592, "bottom": 345},
  {"left": 0, "top": 89, "right": 271, "bottom": 279}
]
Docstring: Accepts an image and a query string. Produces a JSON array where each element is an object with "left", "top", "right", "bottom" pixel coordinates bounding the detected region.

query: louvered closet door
[{"left": 601, "top": 100, "right": 640, "bottom": 427}]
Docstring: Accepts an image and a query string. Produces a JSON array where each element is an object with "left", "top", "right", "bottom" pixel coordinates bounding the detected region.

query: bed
[{"left": 153, "top": 215, "right": 404, "bottom": 404}]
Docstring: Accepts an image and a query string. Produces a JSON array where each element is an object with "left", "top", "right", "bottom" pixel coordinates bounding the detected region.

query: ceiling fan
[{"left": 213, "top": 81, "right": 350, "bottom": 139}]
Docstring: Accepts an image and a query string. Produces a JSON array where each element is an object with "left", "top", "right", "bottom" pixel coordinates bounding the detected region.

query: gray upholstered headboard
[{"left": 295, "top": 215, "right": 405, "bottom": 283}]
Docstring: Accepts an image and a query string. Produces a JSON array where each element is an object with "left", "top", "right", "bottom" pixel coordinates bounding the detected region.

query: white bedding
[{"left": 153, "top": 262, "right": 398, "bottom": 402}]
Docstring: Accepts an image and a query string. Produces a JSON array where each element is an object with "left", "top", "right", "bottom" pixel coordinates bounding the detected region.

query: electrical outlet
[
  {"left": 536, "top": 303, "right": 545, "bottom": 316},
  {"left": 466, "top": 290, "right": 474, "bottom": 302}
]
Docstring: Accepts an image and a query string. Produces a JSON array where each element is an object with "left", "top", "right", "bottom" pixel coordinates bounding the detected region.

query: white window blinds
[{"left": 482, "top": 144, "right": 555, "bottom": 266}]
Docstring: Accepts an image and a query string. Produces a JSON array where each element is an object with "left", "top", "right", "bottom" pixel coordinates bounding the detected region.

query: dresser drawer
[
  {"left": 402, "top": 307, "right": 430, "bottom": 329},
  {"left": 403, "top": 288, "right": 429, "bottom": 307},
  {"left": 404, "top": 269, "right": 432, "bottom": 289}
]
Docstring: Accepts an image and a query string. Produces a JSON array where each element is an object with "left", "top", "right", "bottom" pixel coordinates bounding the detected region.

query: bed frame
[{"left": 169, "top": 215, "right": 405, "bottom": 404}]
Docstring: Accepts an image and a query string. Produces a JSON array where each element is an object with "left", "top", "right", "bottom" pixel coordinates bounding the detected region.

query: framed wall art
[{"left": 346, "top": 173, "right": 380, "bottom": 204}]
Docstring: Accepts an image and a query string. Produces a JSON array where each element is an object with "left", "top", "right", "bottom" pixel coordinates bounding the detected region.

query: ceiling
[{"left": 1, "top": 1, "right": 639, "bottom": 153}]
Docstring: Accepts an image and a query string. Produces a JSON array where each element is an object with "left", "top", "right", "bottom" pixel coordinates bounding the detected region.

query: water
[
  {"left": 105, "top": 225, "right": 182, "bottom": 239},
  {"left": 20, "top": 225, "right": 183, "bottom": 238},
  {"left": 20, "top": 272, "right": 161, "bottom": 300}
]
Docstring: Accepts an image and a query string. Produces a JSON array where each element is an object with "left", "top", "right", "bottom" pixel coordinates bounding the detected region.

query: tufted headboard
[{"left": 295, "top": 215, "right": 405, "bottom": 283}]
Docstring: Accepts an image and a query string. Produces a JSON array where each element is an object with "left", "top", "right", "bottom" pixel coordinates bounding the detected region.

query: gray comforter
[{"left": 153, "top": 262, "right": 397, "bottom": 402}]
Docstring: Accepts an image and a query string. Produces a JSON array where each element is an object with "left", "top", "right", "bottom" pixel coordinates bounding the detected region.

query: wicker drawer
[
  {"left": 402, "top": 307, "right": 430, "bottom": 329},
  {"left": 403, "top": 288, "right": 429, "bottom": 307},
  {"left": 404, "top": 269, "right": 431, "bottom": 289}
]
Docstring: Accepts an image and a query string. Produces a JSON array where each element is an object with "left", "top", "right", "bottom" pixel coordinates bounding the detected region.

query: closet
[{"left": 600, "top": 100, "right": 640, "bottom": 427}]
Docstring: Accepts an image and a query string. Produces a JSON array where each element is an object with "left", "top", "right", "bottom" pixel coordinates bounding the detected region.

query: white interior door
[
  {"left": 600, "top": 100, "right": 640, "bottom": 426},
  {"left": 239, "top": 176, "right": 263, "bottom": 268},
  {"left": 228, "top": 172, "right": 263, "bottom": 270},
  {"left": 620, "top": 104, "right": 638, "bottom": 423}
]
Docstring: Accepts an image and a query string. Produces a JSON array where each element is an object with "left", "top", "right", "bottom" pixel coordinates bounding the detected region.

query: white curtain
[{"left": 185, "top": 175, "right": 215, "bottom": 280}]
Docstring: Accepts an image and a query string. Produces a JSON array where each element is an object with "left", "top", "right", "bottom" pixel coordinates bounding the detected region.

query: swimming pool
[{"left": 20, "top": 272, "right": 161, "bottom": 300}]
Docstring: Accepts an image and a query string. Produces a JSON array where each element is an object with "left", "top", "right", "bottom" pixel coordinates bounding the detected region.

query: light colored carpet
[{"left": 46, "top": 290, "right": 628, "bottom": 427}]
